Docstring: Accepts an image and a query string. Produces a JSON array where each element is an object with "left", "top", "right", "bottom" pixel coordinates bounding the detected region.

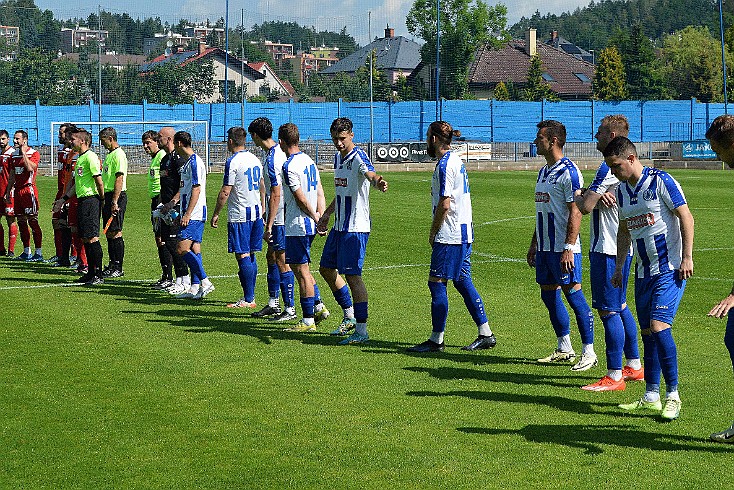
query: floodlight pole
[
  {"left": 720, "top": 0, "right": 728, "bottom": 113},
  {"left": 97, "top": 4, "right": 102, "bottom": 121},
  {"left": 224, "top": 0, "right": 230, "bottom": 130},
  {"left": 435, "top": 0, "right": 441, "bottom": 121},
  {"left": 369, "top": 11, "right": 374, "bottom": 153}
]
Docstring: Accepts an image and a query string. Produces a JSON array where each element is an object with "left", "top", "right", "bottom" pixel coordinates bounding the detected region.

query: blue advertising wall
[{"left": 3, "top": 98, "right": 727, "bottom": 146}]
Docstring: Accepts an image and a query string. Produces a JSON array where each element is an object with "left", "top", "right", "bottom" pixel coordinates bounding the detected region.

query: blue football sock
[
  {"left": 280, "top": 270, "right": 295, "bottom": 308},
  {"left": 333, "top": 285, "right": 353, "bottom": 309},
  {"left": 183, "top": 251, "right": 204, "bottom": 282},
  {"left": 313, "top": 283, "right": 322, "bottom": 303},
  {"left": 620, "top": 306, "right": 640, "bottom": 360},
  {"left": 354, "top": 301, "right": 368, "bottom": 323},
  {"left": 540, "top": 289, "right": 570, "bottom": 337},
  {"left": 453, "top": 277, "right": 488, "bottom": 326},
  {"left": 601, "top": 312, "right": 624, "bottom": 371},
  {"left": 565, "top": 288, "right": 594, "bottom": 345},
  {"left": 725, "top": 311, "right": 734, "bottom": 371},
  {"left": 652, "top": 328, "right": 678, "bottom": 393},
  {"left": 300, "top": 296, "right": 315, "bottom": 319},
  {"left": 267, "top": 263, "right": 280, "bottom": 299},
  {"left": 249, "top": 254, "right": 258, "bottom": 299},
  {"left": 428, "top": 281, "right": 448, "bottom": 333},
  {"left": 641, "top": 331, "right": 661, "bottom": 388},
  {"left": 237, "top": 256, "right": 255, "bottom": 302}
]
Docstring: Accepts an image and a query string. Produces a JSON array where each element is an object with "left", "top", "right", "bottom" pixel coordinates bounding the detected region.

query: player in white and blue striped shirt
[
  {"left": 528, "top": 120, "right": 596, "bottom": 371},
  {"left": 606, "top": 136, "right": 694, "bottom": 421}
]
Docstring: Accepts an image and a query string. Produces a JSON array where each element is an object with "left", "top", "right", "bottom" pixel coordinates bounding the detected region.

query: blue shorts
[
  {"left": 228, "top": 220, "right": 264, "bottom": 254},
  {"left": 267, "top": 224, "right": 286, "bottom": 252},
  {"left": 179, "top": 220, "right": 205, "bottom": 243},
  {"left": 635, "top": 271, "right": 686, "bottom": 328},
  {"left": 286, "top": 234, "right": 315, "bottom": 265},
  {"left": 535, "top": 251, "right": 583, "bottom": 286},
  {"left": 430, "top": 242, "right": 472, "bottom": 281},
  {"left": 590, "top": 252, "right": 631, "bottom": 312},
  {"left": 319, "top": 229, "right": 369, "bottom": 275}
]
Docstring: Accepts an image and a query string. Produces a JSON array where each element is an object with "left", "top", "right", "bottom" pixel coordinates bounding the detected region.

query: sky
[{"left": 35, "top": 0, "right": 592, "bottom": 46}]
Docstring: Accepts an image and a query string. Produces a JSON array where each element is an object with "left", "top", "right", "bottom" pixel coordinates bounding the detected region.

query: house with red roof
[{"left": 468, "top": 29, "right": 596, "bottom": 100}]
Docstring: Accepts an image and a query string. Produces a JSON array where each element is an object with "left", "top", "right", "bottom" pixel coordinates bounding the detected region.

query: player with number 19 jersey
[
  {"left": 616, "top": 167, "right": 687, "bottom": 278},
  {"left": 180, "top": 154, "right": 207, "bottom": 221},
  {"left": 282, "top": 152, "right": 320, "bottom": 236},
  {"left": 431, "top": 151, "right": 473, "bottom": 244},
  {"left": 534, "top": 157, "right": 583, "bottom": 253},
  {"left": 223, "top": 150, "right": 263, "bottom": 223},
  {"left": 332, "top": 146, "right": 374, "bottom": 233},
  {"left": 264, "top": 145, "right": 287, "bottom": 226}
]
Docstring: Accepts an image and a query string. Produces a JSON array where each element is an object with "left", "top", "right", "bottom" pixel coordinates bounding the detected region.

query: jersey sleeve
[
  {"left": 30, "top": 150, "right": 41, "bottom": 166},
  {"left": 658, "top": 171, "right": 687, "bottom": 210},
  {"left": 116, "top": 150, "right": 128, "bottom": 175},
  {"left": 356, "top": 148, "right": 375, "bottom": 175},
  {"left": 588, "top": 162, "right": 616, "bottom": 194},
  {"left": 89, "top": 153, "right": 102, "bottom": 176},
  {"left": 266, "top": 152, "right": 280, "bottom": 188},
  {"left": 223, "top": 154, "right": 236, "bottom": 186},
  {"left": 561, "top": 167, "right": 581, "bottom": 203},
  {"left": 283, "top": 158, "right": 300, "bottom": 192}
]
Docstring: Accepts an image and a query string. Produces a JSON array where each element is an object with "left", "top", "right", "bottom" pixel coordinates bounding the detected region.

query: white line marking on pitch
[{"left": 477, "top": 216, "right": 534, "bottom": 226}]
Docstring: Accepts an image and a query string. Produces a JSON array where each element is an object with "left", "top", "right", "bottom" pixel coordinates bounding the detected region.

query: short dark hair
[
  {"left": 227, "top": 126, "right": 247, "bottom": 147},
  {"left": 141, "top": 130, "right": 159, "bottom": 143},
  {"left": 602, "top": 136, "right": 637, "bottom": 159},
  {"left": 0, "top": 130, "right": 8, "bottom": 138},
  {"left": 537, "top": 120, "right": 566, "bottom": 148},
  {"left": 706, "top": 114, "right": 734, "bottom": 147},
  {"left": 173, "top": 131, "right": 192, "bottom": 148},
  {"left": 330, "top": 117, "right": 353, "bottom": 135},
  {"left": 278, "top": 123, "right": 299, "bottom": 147},
  {"left": 428, "top": 120, "right": 461, "bottom": 147},
  {"left": 14, "top": 130, "right": 28, "bottom": 141},
  {"left": 74, "top": 129, "right": 92, "bottom": 146},
  {"left": 248, "top": 117, "right": 273, "bottom": 140},
  {"left": 99, "top": 126, "right": 117, "bottom": 140}
]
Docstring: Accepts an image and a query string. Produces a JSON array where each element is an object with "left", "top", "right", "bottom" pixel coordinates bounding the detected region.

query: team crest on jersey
[
  {"left": 643, "top": 189, "right": 656, "bottom": 201},
  {"left": 77, "top": 167, "right": 83, "bottom": 177},
  {"left": 150, "top": 168, "right": 155, "bottom": 177},
  {"left": 180, "top": 179, "right": 184, "bottom": 188},
  {"left": 535, "top": 192, "right": 550, "bottom": 203},
  {"left": 626, "top": 213, "right": 655, "bottom": 230},
  {"left": 335, "top": 177, "right": 348, "bottom": 187}
]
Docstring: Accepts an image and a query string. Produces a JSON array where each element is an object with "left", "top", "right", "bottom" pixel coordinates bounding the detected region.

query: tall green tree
[
  {"left": 406, "top": 0, "right": 509, "bottom": 100},
  {"left": 610, "top": 24, "right": 669, "bottom": 99},
  {"left": 593, "top": 46, "right": 627, "bottom": 100},
  {"left": 138, "top": 59, "right": 215, "bottom": 105},
  {"left": 0, "top": 48, "right": 86, "bottom": 104},
  {"left": 493, "top": 81, "right": 510, "bottom": 100},
  {"left": 523, "top": 55, "right": 559, "bottom": 101}
]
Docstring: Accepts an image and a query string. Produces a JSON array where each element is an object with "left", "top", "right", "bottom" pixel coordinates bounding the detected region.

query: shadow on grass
[
  {"left": 406, "top": 389, "right": 614, "bottom": 415},
  {"left": 404, "top": 365, "right": 590, "bottom": 389},
  {"left": 458, "top": 424, "right": 734, "bottom": 454}
]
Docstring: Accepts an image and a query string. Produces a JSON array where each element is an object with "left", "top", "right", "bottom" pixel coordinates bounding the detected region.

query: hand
[
  {"left": 526, "top": 244, "right": 537, "bottom": 267},
  {"left": 316, "top": 212, "right": 330, "bottom": 235},
  {"left": 111, "top": 201, "right": 119, "bottom": 216},
  {"left": 678, "top": 257, "right": 693, "bottom": 280},
  {"left": 210, "top": 214, "right": 219, "bottom": 228},
  {"left": 263, "top": 228, "right": 272, "bottom": 243},
  {"left": 709, "top": 294, "right": 734, "bottom": 319},
  {"left": 162, "top": 200, "right": 174, "bottom": 213},
  {"left": 429, "top": 233, "right": 436, "bottom": 247},
  {"left": 611, "top": 269, "right": 623, "bottom": 288},
  {"left": 181, "top": 212, "right": 190, "bottom": 227},
  {"left": 560, "top": 249, "right": 574, "bottom": 274},
  {"left": 600, "top": 191, "right": 617, "bottom": 208},
  {"left": 375, "top": 176, "right": 388, "bottom": 192},
  {"left": 52, "top": 198, "right": 64, "bottom": 214}
]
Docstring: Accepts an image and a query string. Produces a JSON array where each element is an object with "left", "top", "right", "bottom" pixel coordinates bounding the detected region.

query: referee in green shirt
[{"left": 99, "top": 127, "right": 128, "bottom": 278}]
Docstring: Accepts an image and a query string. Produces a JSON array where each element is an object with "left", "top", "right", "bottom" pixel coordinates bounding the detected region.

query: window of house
[
  {"left": 541, "top": 73, "right": 554, "bottom": 82},
  {"left": 574, "top": 73, "right": 591, "bottom": 83}
]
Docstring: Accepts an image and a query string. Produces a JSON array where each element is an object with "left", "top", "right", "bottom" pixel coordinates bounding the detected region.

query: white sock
[
  {"left": 201, "top": 278, "right": 212, "bottom": 289},
  {"left": 478, "top": 322, "right": 492, "bottom": 337},
  {"left": 189, "top": 284, "right": 200, "bottom": 294},
  {"left": 315, "top": 302, "right": 324, "bottom": 313},
  {"left": 182, "top": 275, "right": 191, "bottom": 288},
  {"left": 174, "top": 276, "right": 182, "bottom": 286},
  {"left": 35, "top": 247, "right": 42, "bottom": 255},
  {"left": 558, "top": 335, "right": 572, "bottom": 352},
  {"left": 302, "top": 317, "right": 315, "bottom": 326},
  {"left": 285, "top": 306, "right": 296, "bottom": 314},
  {"left": 356, "top": 322, "right": 368, "bottom": 336},
  {"left": 666, "top": 390, "right": 680, "bottom": 401},
  {"left": 582, "top": 343, "right": 595, "bottom": 356},
  {"left": 643, "top": 391, "right": 660, "bottom": 402},
  {"left": 429, "top": 331, "right": 444, "bottom": 344},
  {"left": 608, "top": 370, "right": 623, "bottom": 381},
  {"left": 344, "top": 306, "right": 355, "bottom": 319},
  {"left": 24, "top": 246, "right": 31, "bottom": 255},
  {"left": 626, "top": 358, "right": 642, "bottom": 370},
  {"left": 268, "top": 296, "right": 279, "bottom": 308}
]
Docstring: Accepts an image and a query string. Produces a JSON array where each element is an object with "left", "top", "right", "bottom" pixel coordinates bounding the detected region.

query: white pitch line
[
  {"left": 694, "top": 247, "right": 734, "bottom": 252},
  {"left": 477, "top": 216, "right": 534, "bottom": 226}
]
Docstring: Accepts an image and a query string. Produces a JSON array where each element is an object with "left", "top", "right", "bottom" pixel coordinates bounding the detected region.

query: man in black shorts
[
  {"left": 157, "top": 126, "right": 190, "bottom": 294},
  {"left": 99, "top": 127, "right": 128, "bottom": 278},
  {"left": 142, "top": 130, "right": 172, "bottom": 288}
]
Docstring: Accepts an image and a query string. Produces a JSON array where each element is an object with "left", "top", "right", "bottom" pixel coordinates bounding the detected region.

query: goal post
[{"left": 49, "top": 120, "right": 210, "bottom": 176}]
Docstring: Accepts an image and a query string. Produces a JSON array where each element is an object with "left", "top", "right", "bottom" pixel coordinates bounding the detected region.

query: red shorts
[
  {"left": 67, "top": 197, "right": 78, "bottom": 227},
  {"left": 13, "top": 185, "right": 39, "bottom": 217}
]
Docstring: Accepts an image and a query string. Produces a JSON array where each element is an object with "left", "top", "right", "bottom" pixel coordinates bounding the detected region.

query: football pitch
[{"left": 2, "top": 169, "right": 734, "bottom": 488}]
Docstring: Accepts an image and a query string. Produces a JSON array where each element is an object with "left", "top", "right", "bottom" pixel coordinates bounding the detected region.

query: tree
[
  {"left": 661, "top": 26, "right": 731, "bottom": 102},
  {"left": 610, "top": 24, "right": 669, "bottom": 99},
  {"left": 493, "top": 81, "right": 510, "bottom": 100},
  {"left": 0, "top": 48, "right": 86, "bottom": 104},
  {"left": 593, "top": 46, "right": 627, "bottom": 100},
  {"left": 406, "top": 0, "right": 509, "bottom": 100},
  {"left": 138, "top": 59, "right": 215, "bottom": 105},
  {"left": 523, "top": 55, "right": 558, "bottom": 101}
]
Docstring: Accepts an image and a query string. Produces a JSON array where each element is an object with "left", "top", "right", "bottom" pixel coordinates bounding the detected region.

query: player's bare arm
[
  {"left": 181, "top": 184, "right": 200, "bottom": 227},
  {"left": 527, "top": 231, "right": 538, "bottom": 267},
  {"left": 562, "top": 201, "right": 582, "bottom": 273},
  {"left": 20, "top": 143, "right": 37, "bottom": 172},
  {"left": 264, "top": 185, "right": 280, "bottom": 241},
  {"left": 366, "top": 171, "right": 388, "bottom": 192},
  {"left": 612, "top": 219, "right": 631, "bottom": 288},
  {"left": 210, "top": 185, "right": 232, "bottom": 228},
  {"left": 573, "top": 187, "right": 602, "bottom": 215},
  {"left": 94, "top": 175, "right": 104, "bottom": 199},
  {"left": 674, "top": 203, "right": 694, "bottom": 280},
  {"left": 292, "top": 187, "right": 319, "bottom": 222},
  {"left": 317, "top": 198, "right": 336, "bottom": 235},
  {"left": 709, "top": 284, "right": 734, "bottom": 318},
  {"left": 429, "top": 196, "right": 450, "bottom": 246},
  {"left": 111, "top": 172, "right": 123, "bottom": 215}
]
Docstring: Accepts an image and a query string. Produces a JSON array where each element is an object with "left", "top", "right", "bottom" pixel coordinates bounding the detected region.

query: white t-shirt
[
  {"left": 282, "top": 151, "right": 320, "bottom": 237},
  {"left": 223, "top": 150, "right": 263, "bottom": 223},
  {"left": 431, "top": 151, "right": 473, "bottom": 244},
  {"left": 180, "top": 153, "right": 207, "bottom": 221},
  {"left": 616, "top": 167, "right": 687, "bottom": 278},
  {"left": 332, "top": 146, "right": 374, "bottom": 233},
  {"left": 534, "top": 157, "right": 583, "bottom": 253}
]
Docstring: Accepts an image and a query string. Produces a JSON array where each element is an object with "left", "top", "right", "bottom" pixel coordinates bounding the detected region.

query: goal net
[{"left": 49, "top": 120, "right": 210, "bottom": 176}]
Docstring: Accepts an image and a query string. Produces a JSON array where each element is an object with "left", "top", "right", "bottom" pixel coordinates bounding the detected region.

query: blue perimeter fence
[{"left": 3, "top": 98, "right": 726, "bottom": 147}]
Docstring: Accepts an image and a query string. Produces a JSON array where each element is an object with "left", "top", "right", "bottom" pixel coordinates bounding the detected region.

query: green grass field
[{"left": 3, "top": 169, "right": 734, "bottom": 488}]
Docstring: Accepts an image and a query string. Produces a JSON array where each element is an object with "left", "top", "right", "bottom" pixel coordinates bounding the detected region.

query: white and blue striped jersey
[
  {"left": 431, "top": 151, "right": 473, "bottom": 244},
  {"left": 264, "top": 145, "right": 287, "bottom": 226},
  {"left": 534, "top": 157, "right": 583, "bottom": 253},
  {"left": 332, "top": 146, "right": 374, "bottom": 233},
  {"left": 223, "top": 150, "right": 263, "bottom": 223},
  {"left": 616, "top": 167, "right": 687, "bottom": 278},
  {"left": 282, "top": 151, "right": 320, "bottom": 237},
  {"left": 180, "top": 153, "right": 207, "bottom": 221},
  {"left": 587, "top": 161, "right": 621, "bottom": 256}
]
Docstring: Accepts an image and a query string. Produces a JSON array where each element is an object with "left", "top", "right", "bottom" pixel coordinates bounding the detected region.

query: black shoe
[
  {"left": 461, "top": 334, "right": 497, "bottom": 351},
  {"left": 252, "top": 304, "right": 282, "bottom": 318},
  {"left": 86, "top": 275, "right": 104, "bottom": 286},
  {"left": 74, "top": 272, "right": 94, "bottom": 284},
  {"left": 152, "top": 278, "right": 174, "bottom": 290},
  {"left": 407, "top": 339, "right": 445, "bottom": 353}
]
